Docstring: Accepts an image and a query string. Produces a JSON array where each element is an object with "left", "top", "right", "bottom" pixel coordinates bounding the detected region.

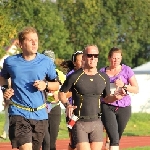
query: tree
[
  {"left": 58, "top": 0, "right": 150, "bottom": 68},
  {"left": 0, "top": 1, "right": 18, "bottom": 59},
  {"left": 3, "top": 0, "right": 72, "bottom": 59}
]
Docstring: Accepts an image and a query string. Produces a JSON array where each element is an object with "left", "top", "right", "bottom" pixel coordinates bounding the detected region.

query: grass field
[
  {"left": 0, "top": 111, "right": 150, "bottom": 150},
  {"left": 123, "top": 147, "right": 150, "bottom": 150}
]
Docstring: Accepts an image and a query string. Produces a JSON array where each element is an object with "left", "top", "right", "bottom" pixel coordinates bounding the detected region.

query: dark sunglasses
[{"left": 86, "top": 54, "right": 99, "bottom": 58}]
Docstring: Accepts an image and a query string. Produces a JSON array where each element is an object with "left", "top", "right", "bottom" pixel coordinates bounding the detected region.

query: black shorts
[{"left": 9, "top": 115, "right": 48, "bottom": 150}]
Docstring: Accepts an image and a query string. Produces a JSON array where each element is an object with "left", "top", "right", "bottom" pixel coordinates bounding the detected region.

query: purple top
[
  {"left": 66, "top": 69, "right": 75, "bottom": 104},
  {"left": 100, "top": 64, "right": 134, "bottom": 107}
]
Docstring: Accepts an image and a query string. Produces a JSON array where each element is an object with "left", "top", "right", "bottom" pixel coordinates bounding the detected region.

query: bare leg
[
  {"left": 109, "top": 146, "right": 119, "bottom": 150},
  {"left": 76, "top": 142, "right": 91, "bottom": 150},
  {"left": 90, "top": 142, "right": 103, "bottom": 150},
  {"left": 68, "top": 145, "right": 77, "bottom": 150},
  {"left": 105, "top": 133, "right": 110, "bottom": 150},
  {"left": 19, "top": 143, "right": 32, "bottom": 150}
]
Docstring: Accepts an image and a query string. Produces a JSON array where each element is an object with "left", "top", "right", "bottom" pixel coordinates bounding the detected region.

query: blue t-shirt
[{"left": 1, "top": 53, "right": 57, "bottom": 120}]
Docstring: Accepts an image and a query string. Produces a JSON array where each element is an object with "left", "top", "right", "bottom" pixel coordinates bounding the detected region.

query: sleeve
[
  {"left": 127, "top": 66, "right": 134, "bottom": 79},
  {"left": 101, "top": 73, "right": 111, "bottom": 98},
  {"left": 59, "top": 74, "right": 75, "bottom": 93},
  {"left": 99, "top": 67, "right": 105, "bottom": 73},
  {"left": 1, "top": 59, "right": 10, "bottom": 79},
  {"left": 46, "top": 60, "right": 57, "bottom": 80}
]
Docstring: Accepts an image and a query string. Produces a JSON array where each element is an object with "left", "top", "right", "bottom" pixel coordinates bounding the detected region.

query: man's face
[
  {"left": 20, "top": 32, "right": 38, "bottom": 55},
  {"left": 83, "top": 46, "right": 99, "bottom": 68}
]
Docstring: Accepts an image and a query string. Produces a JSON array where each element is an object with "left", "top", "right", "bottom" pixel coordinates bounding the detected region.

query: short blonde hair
[{"left": 18, "top": 27, "right": 37, "bottom": 44}]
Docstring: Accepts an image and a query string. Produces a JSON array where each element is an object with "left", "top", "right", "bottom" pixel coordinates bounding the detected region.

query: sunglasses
[{"left": 86, "top": 54, "right": 99, "bottom": 58}]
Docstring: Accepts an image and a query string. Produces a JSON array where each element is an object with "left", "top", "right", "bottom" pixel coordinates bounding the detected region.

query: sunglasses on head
[
  {"left": 73, "top": 51, "right": 83, "bottom": 55},
  {"left": 72, "top": 51, "right": 83, "bottom": 62},
  {"left": 86, "top": 54, "right": 99, "bottom": 58}
]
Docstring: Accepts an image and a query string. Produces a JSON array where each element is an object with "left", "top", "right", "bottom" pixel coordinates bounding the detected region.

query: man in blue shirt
[{"left": 0, "top": 27, "right": 59, "bottom": 150}]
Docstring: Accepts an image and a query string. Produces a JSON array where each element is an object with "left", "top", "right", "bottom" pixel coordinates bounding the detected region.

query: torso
[
  {"left": 100, "top": 64, "right": 134, "bottom": 107},
  {"left": 1, "top": 53, "right": 56, "bottom": 120},
  {"left": 70, "top": 69, "right": 108, "bottom": 117}
]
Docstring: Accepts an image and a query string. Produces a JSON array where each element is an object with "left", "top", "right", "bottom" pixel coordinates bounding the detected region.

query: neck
[
  {"left": 109, "top": 65, "right": 121, "bottom": 70},
  {"left": 83, "top": 67, "right": 97, "bottom": 75},
  {"left": 22, "top": 53, "right": 37, "bottom": 61}
]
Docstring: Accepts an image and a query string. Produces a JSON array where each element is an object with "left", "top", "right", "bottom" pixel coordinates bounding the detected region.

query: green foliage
[
  {"left": 58, "top": 0, "right": 150, "bottom": 68},
  {"left": 7, "top": 0, "right": 72, "bottom": 59},
  {"left": 0, "top": 2, "right": 17, "bottom": 58},
  {"left": 0, "top": 0, "right": 149, "bottom": 68}
]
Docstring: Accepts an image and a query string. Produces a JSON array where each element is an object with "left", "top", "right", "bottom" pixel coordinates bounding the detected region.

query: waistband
[
  {"left": 78, "top": 115, "right": 100, "bottom": 120},
  {"left": 10, "top": 101, "right": 46, "bottom": 112}
]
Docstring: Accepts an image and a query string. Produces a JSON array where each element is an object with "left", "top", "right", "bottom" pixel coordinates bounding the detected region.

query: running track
[{"left": 0, "top": 136, "right": 150, "bottom": 150}]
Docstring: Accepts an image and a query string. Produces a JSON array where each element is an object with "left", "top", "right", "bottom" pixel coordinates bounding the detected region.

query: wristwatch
[
  {"left": 45, "top": 81, "right": 48, "bottom": 89},
  {"left": 122, "top": 84, "right": 128, "bottom": 90}
]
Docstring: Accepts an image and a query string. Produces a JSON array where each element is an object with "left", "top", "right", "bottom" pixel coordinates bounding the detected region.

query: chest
[
  {"left": 7, "top": 60, "right": 48, "bottom": 81},
  {"left": 73, "top": 74, "right": 106, "bottom": 95}
]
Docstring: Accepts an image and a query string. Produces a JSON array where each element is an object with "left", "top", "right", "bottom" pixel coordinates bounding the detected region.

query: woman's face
[
  {"left": 74, "top": 54, "right": 83, "bottom": 70},
  {"left": 108, "top": 52, "right": 122, "bottom": 67}
]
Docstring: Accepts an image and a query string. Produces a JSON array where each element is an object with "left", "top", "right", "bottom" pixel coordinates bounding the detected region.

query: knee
[{"left": 110, "top": 140, "right": 119, "bottom": 146}]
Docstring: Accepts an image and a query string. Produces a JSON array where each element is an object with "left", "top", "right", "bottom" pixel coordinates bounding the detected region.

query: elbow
[
  {"left": 54, "top": 82, "right": 60, "bottom": 91},
  {"left": 134, "top": 87, "right": 139, "bottom": 94},
  {"left": 57, "top": 82, "right": 60, "bottom": 90}
]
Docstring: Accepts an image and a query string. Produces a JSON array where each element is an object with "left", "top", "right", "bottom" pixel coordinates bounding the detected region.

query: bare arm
[
  {"left": 33, "top": 80, "right": 59, "bottom": 91},
  {"left": 66, "top": 91, "right": 72, "bottom": 98},
  {"left": 58, "top": 91, "right": 77, "bottom": 118},
  {"left": 47, "top": 81, "right": 59, "bottom": 91},
  {"left": 115, "top": 75, "right": 139, "bottom": 94},
  {"left": 0, "top": 76, "right": 8, "bottom": 86},
  {"left": 58, "top": 91, "right": 69, "bottom": 105},
  {"left": 103, "top": 86, "right": 127, "bottom": 103},
  {"left": 125, "top": 75, "right": 139, "bottom": 94}
]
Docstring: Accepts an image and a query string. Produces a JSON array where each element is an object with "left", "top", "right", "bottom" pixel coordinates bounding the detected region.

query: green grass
[
  {"left": 0, "top": 111, "right": 5, "bottom": 136},
  {"left": 57, "top": 111, "right": 69, "bottom": 139},
  {"left": 123, "top": 113, "right": 150, "bottom": 136},
  {"left": 0, "top": 112, "right": 150, "bottom": 144},
  {"left": 123, "top": 147, "right": 150, "bottom": 150}
]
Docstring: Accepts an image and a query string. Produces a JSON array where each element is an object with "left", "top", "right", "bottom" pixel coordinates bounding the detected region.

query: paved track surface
[{"left": 0, "top": 136, "right": 150, "bottom": 150}]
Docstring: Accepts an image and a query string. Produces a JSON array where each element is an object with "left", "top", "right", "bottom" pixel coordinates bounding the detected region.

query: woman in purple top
[
  {"left": 100, "top": 47, "right": 139, "bottom": 150},
  {"left": 61, "top": 50, "right": 83, "bottom": 150}
]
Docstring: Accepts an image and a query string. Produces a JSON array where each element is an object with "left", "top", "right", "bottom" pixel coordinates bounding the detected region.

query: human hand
[
  {"left": 33, "top": 80, "right": 46, "bottom": 91},
  {"left": 114, "top": 87, "right": 127, "bottom": 100},
  {"left": 4, "top": 88, "right": 14, "bottom": 100},
  {"left": 66, "top": 105, "right": 77, "bottom": 118},
  {"left": 114, "top": 76, "right": 124, "bottom": 88}
]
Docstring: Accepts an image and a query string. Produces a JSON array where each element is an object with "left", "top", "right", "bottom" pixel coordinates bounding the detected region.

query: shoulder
[
  {"left": 121, "top": 64, "right": 134, "bottom": 78},
  {"left": 37, "top": 53, "right": 55, "bottom": 66},
  {"left": 66, "top": 69, "right": 75, "bottom": 77},
  {"left": 67, "top": 68, "right": 83, "bottom": 80},
  {"left": 4, "top": 54, "right": 21, "bottom": 63},
  {"left": 99, "top": 66, "right": 106, "bottom": 73},
  {"left": 122, "top": 64, "right": 132, "bottom": 71},
  {"left": 122, "top": 64, "right": 134, "bottom": 74},
  {"left": 98, "top": 71, "right": 109, "bottom": 81},
  {"left": 37, "top": 53, "right": 52, "bottom": 62}
]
